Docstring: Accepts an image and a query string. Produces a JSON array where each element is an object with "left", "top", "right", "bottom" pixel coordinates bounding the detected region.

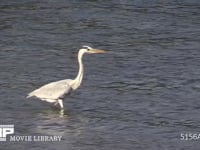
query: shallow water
[{"left": 1, "top": 0, "right": 200, "bottom": 149}]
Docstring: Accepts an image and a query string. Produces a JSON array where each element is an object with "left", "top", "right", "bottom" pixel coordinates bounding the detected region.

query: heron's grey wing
[
  {"left": 58, "top": 85, "right": 72, "bottom": 99},
  {"left": 28, "top": 79, "right": 72, "bottom": 100}
]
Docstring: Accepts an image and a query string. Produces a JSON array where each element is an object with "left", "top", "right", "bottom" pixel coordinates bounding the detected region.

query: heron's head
[{"left": 80, "top": 46, "right": 106, "bottom": 54}]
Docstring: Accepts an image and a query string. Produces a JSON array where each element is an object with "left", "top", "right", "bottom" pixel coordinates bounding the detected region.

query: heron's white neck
[{"left": 71, "top": 50, "right": 85, "bottom": 90}]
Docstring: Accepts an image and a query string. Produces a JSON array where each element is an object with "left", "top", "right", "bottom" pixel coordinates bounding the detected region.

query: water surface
[{"left": 0, "top": 0, "right": 200, "bottom": 149}]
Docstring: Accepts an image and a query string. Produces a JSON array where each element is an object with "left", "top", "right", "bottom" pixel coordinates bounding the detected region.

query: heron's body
[
  {"left": 27, "top": 79, "right": 72, "bottom": 100},
  {"left": 27, "top": 46, "right": 105, "bottom": 109}
]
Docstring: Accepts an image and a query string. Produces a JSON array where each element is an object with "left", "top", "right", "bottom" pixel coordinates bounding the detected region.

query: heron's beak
[{"left": 89, "top": 49, "right": 106, "bottom": 54}]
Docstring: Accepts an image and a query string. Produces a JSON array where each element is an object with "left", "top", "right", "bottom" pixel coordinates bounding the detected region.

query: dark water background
[{"left": 0, "top": 0, "right": 200, "bottom": 149}]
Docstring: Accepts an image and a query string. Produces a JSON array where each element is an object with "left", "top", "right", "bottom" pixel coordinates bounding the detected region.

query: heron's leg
[{"left": 57, "top": 99, "right": 64, "bottom": 109}]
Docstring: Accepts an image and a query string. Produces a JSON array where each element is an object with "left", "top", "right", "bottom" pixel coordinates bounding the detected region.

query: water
[{"left": 0, "top": 0, "right": 200, "bottom": 149}]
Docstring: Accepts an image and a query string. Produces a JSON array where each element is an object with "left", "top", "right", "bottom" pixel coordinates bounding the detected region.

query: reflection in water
[
  {"left": 59, "top": 109, "right": 64, "bottom": 117},
  {"left": 31, "top": 108, "right": 85, "bottom": 138},
  {"left": 33, "top": 110, "right": 68, "bottom": 136}
]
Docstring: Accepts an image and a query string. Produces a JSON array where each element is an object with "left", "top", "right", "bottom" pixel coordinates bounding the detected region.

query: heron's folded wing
[{"left": 27, "top": 79, "right": 72, "bottom": 99}]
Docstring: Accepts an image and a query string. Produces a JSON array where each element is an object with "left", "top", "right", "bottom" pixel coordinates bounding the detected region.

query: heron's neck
[{"left": 72, "top": 52, "right": 84, "bottom": 90}]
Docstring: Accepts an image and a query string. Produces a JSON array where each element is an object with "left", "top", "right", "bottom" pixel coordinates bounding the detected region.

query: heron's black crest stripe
[{"left": 82, "top": 46, "right": 91, "bottom": 50}]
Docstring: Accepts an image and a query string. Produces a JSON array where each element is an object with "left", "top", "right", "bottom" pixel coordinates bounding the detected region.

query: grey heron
[{"left": 27, "top": 46, "right": 106, "bottom": 109}]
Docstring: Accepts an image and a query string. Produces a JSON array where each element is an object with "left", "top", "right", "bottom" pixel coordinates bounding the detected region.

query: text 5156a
[{"left": 180, "top": 133, "right": 200, "bottom": 141}]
